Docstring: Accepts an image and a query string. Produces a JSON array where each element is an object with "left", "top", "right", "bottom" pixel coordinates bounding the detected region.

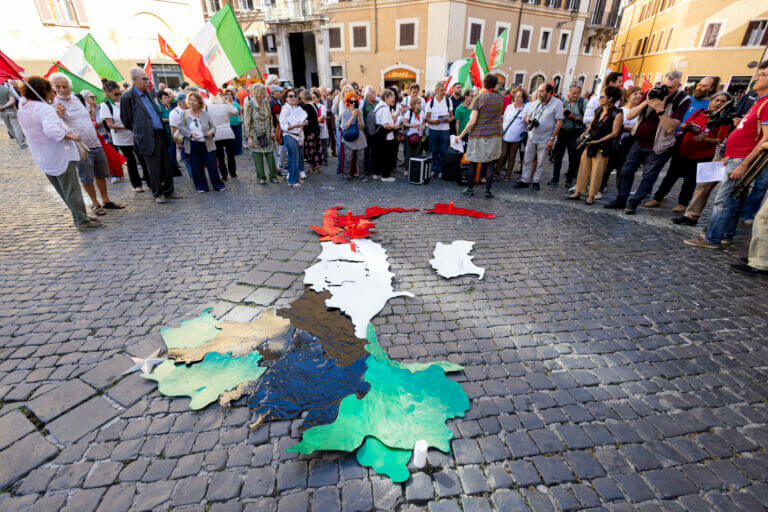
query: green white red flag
[
  {"left": 58, "top": 34, "right": 124, "bottom": 86},
  {"left": 488, "top": 29, "right": 508, "bottom": 69},
  {"left": 469, "top": 41, "right": 488, "bottom": 87},
  {"left": 178, "top": 3, "right": 256, "bottom": 95},
  {"left": 45, "top": 61, "right": 106, "bottom": 102},
  {"left": 445, "top": 58, "right": 472, "bottom": 91}
]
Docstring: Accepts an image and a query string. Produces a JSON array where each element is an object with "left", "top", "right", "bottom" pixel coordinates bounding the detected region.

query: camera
[
  {"left": 575, "top": 131, "right": 593, "bottom": 153},
  {"left": 706, "top": 99, "right": 736, "bottom": 129},
  {"left": 527, "top": 119, "right": 540, "bottom": 131},
  {"left": 563, "top": 109, "right": 572, "bottom": 117},
  {"left": 647, "top": 84, "right": 669, "bottom": 101}
]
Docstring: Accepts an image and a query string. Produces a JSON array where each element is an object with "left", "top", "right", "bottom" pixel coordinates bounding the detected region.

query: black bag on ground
[{"left": 442, "top": 148, "right": 462, "bottom": 182}]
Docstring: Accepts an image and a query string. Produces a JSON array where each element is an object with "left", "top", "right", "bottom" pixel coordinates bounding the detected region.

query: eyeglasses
[
  {"left": 286, "top": 94, "right": 296, "bottom": 98},
  {"left": 756, "top": 72, "right": 768, "bottom": 79}
]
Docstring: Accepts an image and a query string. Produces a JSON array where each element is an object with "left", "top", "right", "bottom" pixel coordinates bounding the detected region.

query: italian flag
[
  {"left": 488, "top": 29, "right": 508, "bottom": 69},
  {"left": 178, "top": 3, "right": 256, "bottom": 95},
  {"left": 446, "top": 58, "right": 472, "bottom": 91},
  {"left": 45, "top": 62, "right": 106, "bottom": 102},
  {"left": 469, "top": 41, "right": 488, "bottom": 87},
  {"left": 59, "top": 34, "right": 124, "bottom": 86}
]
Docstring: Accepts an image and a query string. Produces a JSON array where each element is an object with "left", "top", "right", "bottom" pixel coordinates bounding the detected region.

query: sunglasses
[
  {"left": 193, "top": 118, "right": 199, "bottom": 126},
  {"left": 286, "top": 94, "right": 296, "bottom": 98}
]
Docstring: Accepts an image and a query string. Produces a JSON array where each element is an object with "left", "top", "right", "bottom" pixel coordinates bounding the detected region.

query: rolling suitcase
[{"left": 409, "top": 156, "right": 432, "bottom": 185}]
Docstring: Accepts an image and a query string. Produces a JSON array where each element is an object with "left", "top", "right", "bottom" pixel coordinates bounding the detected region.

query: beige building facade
[
  {"left": 609, "top": 0, "right": 768, "bottom": 94},
  {"left": 5, "top": 0, "right": 205, "bottom": 87},
  {"left": 226, "top": 0, "right": 621, "bottom": 94}
]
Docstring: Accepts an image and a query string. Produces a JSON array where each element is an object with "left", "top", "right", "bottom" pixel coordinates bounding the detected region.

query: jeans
[
  {"left": 616, "top": 141, "right": 661, "bottom": 202},
  {"left": 179, "top": 147, "right": 193, "bottom": 180},
  {"left": 741, "top": 174, "right": 768, "bottom": 222},
  {"left": 705, "top": 158, "right": 748, "bottom": 244},
  {"left": 428, "top": 129, "right": 450, "bottom": 177},
  {"left": 630, "top": 147, "right": 674, "bottom": 203},
  {"left": 284, "top": 135, "right": 304, "bottom": 185},
  {"left": 232, "top": 123, "right": 243, "bottom": 155},
  {"left": 552, "top": 128, "right": 582, "bottom": 183},
  {"left": 653, "top": 154, "right": 710, "bottom": 206},
  {"left": 188, "top": 141, "right": 225, "bottom": 191}
]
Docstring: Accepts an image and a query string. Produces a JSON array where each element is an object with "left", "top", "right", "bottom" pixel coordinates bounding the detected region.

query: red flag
[
  {"left": 621, "top": 62, "right": 634, "bottom": 89},
  {"left": 469, "top": 53, "right": 483, "bottom": 87},
  {"left": 0, "top": 49, "right": 25, "bottom": 82},
  {"left": 158, "top": 34, "right": 179, "bottom": 62},
  {"left": 641, "top": 77, "right": 653, "bottom": 93},
  {"left": 143, "top": 57, "right": 154, "bottom": 90},
  {"left": 43, "top": 62, "right": 61, "bottom": 79}
]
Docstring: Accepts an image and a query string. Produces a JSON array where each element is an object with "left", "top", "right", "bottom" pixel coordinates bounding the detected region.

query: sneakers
[
  {"left": 731, "top": 262, "right": 768, "bottom": 276},
  {"left": 644, "top": 199, "right": 661, "bottom": 208},
  {"left": 372, "top": 175, "right": 381, "bottom": 180},
  {"left": 683, "top": 237, "right": 720, "bottom": 249},
  {"left": 513, "top": 181, "right": 530, "bottom": 189},
  {"left": 77, "top": 219, "right": 103, "bottom": 230},
  {"left": 603, "top": 199, "right": 626, "bottom": 209},
  {"left": 672, "top": 215, "right": 698, "bottom": 226},
  {"left": 462, "top": 187, "right": 474, "bottom": 197},
  {"left": 381, "top": 177, "right": 395, "bottom": 182},
  {"left": 299, "top": 171, "right": 307, "bottom": 179},
  {"left": 258, "top": 179, "right": 266, "bottom": 185},
  {"left": 110, "top": 176, "right": 120, "bottom": 184},
  {"left": 671, "top": 204, "right": 686, "bottom": 213},
  {"left": 595, "top": 192, "right": 602, "bottom": 200}
]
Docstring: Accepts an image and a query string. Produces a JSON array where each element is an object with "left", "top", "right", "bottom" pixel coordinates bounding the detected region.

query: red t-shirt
[
  {"left": 634, "top": 91, "right": 691, "bottom": 149},
  {"left": 724, "top": 94, "right": 768, "bottom": 158},
  {"left": 678, "top": 109, "right": 730, "bottom": 160}
]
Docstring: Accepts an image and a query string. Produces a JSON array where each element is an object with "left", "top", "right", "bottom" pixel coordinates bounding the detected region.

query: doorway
[{"left": 288, "top": 31, "right": 318, "bottom": 88}]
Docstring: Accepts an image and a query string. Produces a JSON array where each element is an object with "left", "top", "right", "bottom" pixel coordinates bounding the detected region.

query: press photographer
[
  {"left": 604, "top": 70, "right": 691, "bottom": 214},
  {"left": 516, "top": 82, "right": 563, "bottom": 189},
  {"left": 550, "top": 85, "right": 587, "bottom": 187}
]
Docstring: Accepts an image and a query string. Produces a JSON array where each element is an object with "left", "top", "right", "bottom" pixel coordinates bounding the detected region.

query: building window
[
  {"left": 640, "top": 36, "right": 649, "bottom": 54},
  {"left": 557, "top": 30, "right": 571, "bottom": 54},
  {"left": 33, "top": 0, "right": 89, "bottom": 27},
  {"left": 331, "top": 64, "right": 345, "bottom": 89},
  {"left": 518, "top": 25, "right": 533, "bottom": 52},
  {"left": 656, "top": 30, "right": 664, "bottom": 52},
  {"left": 529, "top": 74, "right": 546, "bottom": 94},
  {"left": 466, "top": 18, "right": 485, "bottom": 49},
  {"left": 584, "top": 36, "right": 594, "bottom": 54},
  {"left": 538, "top": 28, "right": 552, "bottom": 52},
  {"left": 495, "top": 22, "right": 511, "bottom": 49},
  {"left": 246, "top": 35, "right": 260, "bottom": 53},
  {"left": 666, "top": 27, "right": 674, "bottom": 49},
  {"left": 513, "top": 72, "right": 525, "bottom": 85},
  {"left": 144, "top": 63, "right": 184, "bottom": 89},
  {"left": 208, "top": 0, "right": 221, "bottom": 12},
  {"left": 328, "top": 24, "right": 343, "bottom": 51},
  {"left": 576, "top": 74, "right": 585, "bottom": 89},
  {"left": 263, "top": 34, "right": 277, "bottom": 53},
  {"left": 396, "top": 19, "right": 419, "bottom": 50},
  {"left": 742, "top": 20, "right": 768, "bottom": 46},
  {"left": 241, "top": 0, "right": 254, "bottom": 9},
  {"left": 553, "top": 75, "right": 561, "bottom": 94},
  {"left": 700, "top": 21, "right": 721, "bottom": 47},
  {"left": 649, "top": 33, "right": 655, "bottom": 54},
  {"left": 349, "top": 22, "right": 370, "bottom": 51}
]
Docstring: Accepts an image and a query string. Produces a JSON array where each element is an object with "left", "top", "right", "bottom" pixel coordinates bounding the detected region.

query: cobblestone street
[{"left": 1, "top": 132, "right": 767, "bottom": 512}]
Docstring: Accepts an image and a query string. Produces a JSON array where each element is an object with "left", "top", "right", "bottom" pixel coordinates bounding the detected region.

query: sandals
[
  {"left": 103, "top": 202, "right": 125, "bottom": 210},
  {"left": 92, "top": 205, "right": 106, "bottom": 216}
]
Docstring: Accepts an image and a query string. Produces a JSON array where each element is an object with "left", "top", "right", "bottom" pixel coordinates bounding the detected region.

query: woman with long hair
[
  {"left": 208, "top": 94, "right": 238, "bottom": 179},
  {"left": 243, "top": 83, "right": 278, "bottom": 184},
  {"left": 301, "top": 89, "right": 322, "bottom": 173}
]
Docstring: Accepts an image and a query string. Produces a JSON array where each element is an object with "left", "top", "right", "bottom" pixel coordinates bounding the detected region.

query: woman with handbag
[
  {"left": 279, "top": 88, "right": 308, "bottom": 187},
  {"left": 567, "top": 86, "right": 623, "bottom": 204},
  {"left": 498, "top": 89, "right": 529, "bottom": 181},
  {"left": 340, "top": 92, "right": 367, "bottom": 182},
  {"left": 244, "top": 83, "right": 278, "bottom": 184},
  {"left": 176, "top": 92, "right": 226, "bottom": 193},
  {"left": 400, "top": 96, "right": 424, "bottom": 173},
  {"left": 301, "top": 90, "right": 323, "bottom": 173}
]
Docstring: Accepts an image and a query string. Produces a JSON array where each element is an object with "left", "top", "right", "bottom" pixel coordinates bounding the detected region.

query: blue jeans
[
  {"left": 179, "top": 147, "right": 193, "bottom": 180},
  {"left": 705, "top": 158, "right": 747, "bottom": 245},
  {"left": 741, "top": 174, "right": 768, "bottom": 222},
  {"left": 336, "top": 125, "right": 342, "bottom": 173},
  {"left": 616, "top": 141, "right": 661, "bottom": 202},
  {"left": 429, "top": 129, "right": 450, "bottom": 177},
  {"left": 188, "top": 141, "right": 225, "bottom": 191},
  {"left": 284, "top": 135, "right": 304, "bottom": 185},
  {"left": 232, "top": 123, "right": 243, "bottom": 155}
]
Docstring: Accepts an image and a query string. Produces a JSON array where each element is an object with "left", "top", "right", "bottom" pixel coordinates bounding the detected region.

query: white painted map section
[
  {"left": 303, "top": 239, "right": 414, "bottom": 337},
  {"left": 430, "top": 241, "right": 485, "bottom": 280}
]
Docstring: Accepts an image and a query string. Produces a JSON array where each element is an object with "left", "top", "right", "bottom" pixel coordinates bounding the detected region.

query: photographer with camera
[
  {"left": 516, "top": 83, "right": 563, "bottom": 190},
  {"left": 604, "top": 70, "right": 690, "bottom": 214},
  {"left": 550, "top": 85, "right": 587, "bottom": 187},
  {"left": 685, "top": 61, "right": 768, "bottom": 249},
  {"left": 648, "top": 91, "right": 732, "bottom": 213}
]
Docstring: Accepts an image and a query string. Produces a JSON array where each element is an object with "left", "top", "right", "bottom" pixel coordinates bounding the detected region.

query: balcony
[
  {"left": 589, "top": 9, "right": 621, "bottom": 29},
  {"left": 262, "top": 0, "right": 327, "bottom": 24}
]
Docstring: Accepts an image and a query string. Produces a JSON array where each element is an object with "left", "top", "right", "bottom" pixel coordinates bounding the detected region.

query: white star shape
[{"left": 121, "top": 349, "right": 167, "bottom": 376}]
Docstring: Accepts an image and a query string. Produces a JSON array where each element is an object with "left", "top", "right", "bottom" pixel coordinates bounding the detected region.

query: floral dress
[{"left": 243, "top": 97, "right": 275, "bottom": 153}]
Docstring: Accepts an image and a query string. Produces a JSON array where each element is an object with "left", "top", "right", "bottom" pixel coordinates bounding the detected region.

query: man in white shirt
[
  {"left": 372, "top": 89, "right": 399, "bottom": 182},
  {"left": 168, "top": 92, "right": 193, "bottom": 179},
  {"left": 51, "top": 73, "right": 123, "bottom": 215},
  {"left": 516, "top": 83, "right": 563, "bottom": 189},
  {"left": 425, "top": 82, "right": 453, "bottom": 178}
]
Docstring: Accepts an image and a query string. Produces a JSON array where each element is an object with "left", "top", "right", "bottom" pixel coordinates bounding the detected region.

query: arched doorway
[
  {"left": 382, "top": 66, "right": 418, "bottom": 91},
  {"left": 529, "top": 74, "right": 545, "bottom": 94}
]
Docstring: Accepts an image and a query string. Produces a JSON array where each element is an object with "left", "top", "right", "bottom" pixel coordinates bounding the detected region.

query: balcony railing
[
  {"left": 262, "top": 0, "right": 324, "bottom": 23},
  {"left": 589, "top": 9, "right": 620, "bottom": 29}
]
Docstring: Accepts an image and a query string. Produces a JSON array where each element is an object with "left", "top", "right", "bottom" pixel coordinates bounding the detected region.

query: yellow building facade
[{"left": 609, "top": 0, "right": 768, "bottom": 94}]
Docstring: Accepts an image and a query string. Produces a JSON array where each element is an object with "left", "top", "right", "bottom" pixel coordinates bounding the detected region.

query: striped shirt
[{"left": 469, "top": 90, "right": 503, "bottom": 138}]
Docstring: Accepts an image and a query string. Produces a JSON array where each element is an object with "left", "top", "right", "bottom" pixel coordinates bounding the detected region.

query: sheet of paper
[
  {"left": 696, "top": 161, "right": 726, "bottom": 183},
  {"left": 450, "top": 135, "right": 464, "bottom": 153}
]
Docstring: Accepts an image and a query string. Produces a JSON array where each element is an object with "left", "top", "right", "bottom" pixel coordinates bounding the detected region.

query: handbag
[
  {"left": 408, "top": 132, "right": 420, "bottom": 145},
  {"left": 343, "top": 117, "right": 360, "bottom": 141},
  {"left": 75, "top": 140, "right": 89, "bottom": 161},
  {"left": 273, "top": 123, "right": 283, "bottom": 145},
  {"left": 173, "top": 111, "right": 187, "bottom": 144},
  {"left": 257, "top": 134, "right": 269, "bottom": 147}
]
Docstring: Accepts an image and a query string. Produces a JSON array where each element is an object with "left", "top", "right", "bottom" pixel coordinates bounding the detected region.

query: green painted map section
[
  {"left": 143, "top": 351, "right": 266, "bottom": 410},
  {"left": 364, "top": 324, "right": 464, "bottom": 374},
  {"left": 356, "top": 436, "right": 412, "bottom": 483},
  {"left": 160, "top": 308, "right": 220, "bottom": 350},
  {"left": 289, "top": 325, "right": 469, "bottom": 461}
]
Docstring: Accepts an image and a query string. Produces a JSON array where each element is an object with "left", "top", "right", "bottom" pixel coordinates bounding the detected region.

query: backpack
[{"left": 364, "top": 103, "right": 380, "bottom": 136}]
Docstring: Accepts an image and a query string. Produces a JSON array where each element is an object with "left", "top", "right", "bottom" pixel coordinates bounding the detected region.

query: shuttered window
[
  {"left": 34, "top": 0, "right": 88, "bottom": 27},
  {"left": 469, "top": 23, "right": 482, "bottom": 45},
  {"left": 701, "top": 22, "right": 721, "bottom": 47},
  {"left": 399, "top": 23, "right": 415, "bottom": 47},
  {"left": 328, "top": 27, "right": 342, "bottom": 49},
  {"left": 352, "top": 25, "right": 367, "bottom": 49},
  {"left": 742, "top": 21, "right": 768, "bottom": 46},
  {"left": 520, "top": 29, "right": 531, "bottom": 50}
]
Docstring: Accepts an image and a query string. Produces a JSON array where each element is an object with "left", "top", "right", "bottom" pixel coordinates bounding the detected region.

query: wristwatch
[{"left": 550, "top": 136, "right": 556, "bottom": 140}]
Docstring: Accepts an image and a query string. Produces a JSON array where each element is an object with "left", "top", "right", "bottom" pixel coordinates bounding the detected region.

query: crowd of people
[{"left": 4, "top": 60, "right": 768, "bottom": 276}]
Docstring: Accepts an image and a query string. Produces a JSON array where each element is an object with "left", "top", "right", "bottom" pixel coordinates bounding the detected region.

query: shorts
[{"left": 76, "top": 146, "right": 109, "bottom": 185}]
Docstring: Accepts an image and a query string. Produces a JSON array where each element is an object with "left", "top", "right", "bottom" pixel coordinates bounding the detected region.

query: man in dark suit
[{"left": 120, "top": 68, "right": 181, "bottom": 203}]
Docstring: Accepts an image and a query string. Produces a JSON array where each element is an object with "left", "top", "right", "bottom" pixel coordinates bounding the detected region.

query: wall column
[
  {"left": 315, "top": 28, "right": 331, "bottom": 87},
  {"left": 276, "top": 28, "right": 293, "bottom": 83},
  {"left": 563, "top": 18, "right": 586, "bottom": 90}
]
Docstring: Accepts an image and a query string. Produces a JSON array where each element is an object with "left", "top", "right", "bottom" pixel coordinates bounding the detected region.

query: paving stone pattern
[{"left": 0, "top": 133, "right": 767, "bottom": 511}]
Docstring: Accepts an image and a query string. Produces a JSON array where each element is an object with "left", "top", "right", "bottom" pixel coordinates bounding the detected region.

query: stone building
[{"left": 220, "top": 0, "right": 621, "bottom": 93}]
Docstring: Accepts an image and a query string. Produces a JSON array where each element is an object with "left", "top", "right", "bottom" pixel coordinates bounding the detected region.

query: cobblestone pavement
[{"left": 1, "top": 132, "right": 767, "bottom": 512}]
